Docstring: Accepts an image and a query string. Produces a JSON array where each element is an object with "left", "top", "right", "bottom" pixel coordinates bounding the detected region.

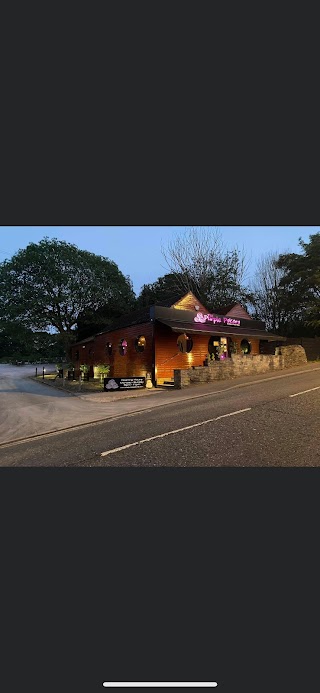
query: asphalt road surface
[{"left": 1, "top": 365, "right": 320, "bottom": 467}]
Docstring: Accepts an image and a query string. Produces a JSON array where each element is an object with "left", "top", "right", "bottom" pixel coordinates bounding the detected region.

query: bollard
[
  {"left": 35, "top": 367, "right": 38, "bottom": 378},
  {"left": 79, "top": 374, "right": 82, "bottom": 392}
]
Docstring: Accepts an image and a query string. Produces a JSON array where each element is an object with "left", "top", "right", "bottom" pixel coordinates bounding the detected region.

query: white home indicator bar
[{"left": 103, "top": 684, "right": 218, "bottom": 688}]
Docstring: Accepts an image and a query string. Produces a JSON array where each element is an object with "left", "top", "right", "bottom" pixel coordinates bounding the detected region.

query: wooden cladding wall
[
  {"left": 72, "top": 320, "right": 261, "bottom": 383},
  {"left": 155, "top": 323, "right": 260, "bottom": 381},
  {"left": 172, "top": 292, "right": 208, "bottom": 313},
  {"left": 72, "top": 322, "right": 154, "bottom": 379},
  {"left": 155, "top": 322, "right": 208, "bottom": 381}
]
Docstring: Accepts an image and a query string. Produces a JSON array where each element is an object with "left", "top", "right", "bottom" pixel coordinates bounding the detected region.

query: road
[{"left": 1, "top": 365, "right": 319, "bottom": 466}]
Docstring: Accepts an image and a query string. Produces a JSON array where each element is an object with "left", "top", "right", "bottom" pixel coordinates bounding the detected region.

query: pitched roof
[
  {"left": 213, "top": 304, "right": 239, "bottom": 315},
  {"left": 96, "top": 306, "right": 151, "bottom": 335}
]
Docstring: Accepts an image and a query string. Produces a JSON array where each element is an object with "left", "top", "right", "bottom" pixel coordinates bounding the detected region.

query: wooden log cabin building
[{"left": 71, "top": 292, "right": 285, "bottom": 386}]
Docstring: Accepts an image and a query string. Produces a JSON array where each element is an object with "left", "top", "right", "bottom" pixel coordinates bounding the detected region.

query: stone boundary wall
[
  {"left": 174, "top": 346, "right": 307, "bottom": 389},
  {"left": 261, "top": 337, "right": 320, "bottom": 361},
  {"left": 286, "top": 337, "right": 320, "bottom": 361}
]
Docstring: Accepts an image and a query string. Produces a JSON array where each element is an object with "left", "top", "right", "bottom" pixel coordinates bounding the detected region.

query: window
[
  {"left": 208, "top": 337, "right": 220, "bottom": 360},
  {"left": 106, "top": 342, "right": 113, "bottom": 356},
  {"left": 119, "top": 339, "right": 128, "bottom": 356},
  {"left": 135, "top": 335, "right": 146, "bottom": 353},
  {"left": 177, "top": 334, "right": 193, "bottom": 354},
  {"left": 241, "top": 339, "right": 251, "bottom": 355}
]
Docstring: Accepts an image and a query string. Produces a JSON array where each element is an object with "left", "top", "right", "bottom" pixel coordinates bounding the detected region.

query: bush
[
  {"left": 95, "top": 364, "right": 110, "bottom": 375},
  {"left": 80, "top": 364, "right": 89, "bottom": 373}
]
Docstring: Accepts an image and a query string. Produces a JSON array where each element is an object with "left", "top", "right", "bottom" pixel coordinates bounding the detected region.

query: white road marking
[
  {"left": 103, "top": 684, "right": 218, "bottom": 689},
  {"left": 100, "top": 409, "right": 251, "bottom": 457},
  {"left": 216, "top": 409, "right": 251, "bottom": 420},
  {"left": 290, "top": 386, "right": 320, "bottom": 398}
]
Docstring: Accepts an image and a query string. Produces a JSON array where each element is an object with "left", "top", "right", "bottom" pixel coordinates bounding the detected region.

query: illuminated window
[
  {"left": 177, "top": 334, "right": 193, "bottom": 354},
  {"left": 135, "top": 336, "right": 146, "bottom": 353},
  {"left": 119, "top": 339, "right": 128, "bottom": 356},
  {"left": 241, "top": 339, "right": 251, "bottom": 355},
  {"left": 106, "top": 342, "right": 113, "bottom": 356},
  {"left": 208, "top": 337, "right": 220, "bottom": 360}
]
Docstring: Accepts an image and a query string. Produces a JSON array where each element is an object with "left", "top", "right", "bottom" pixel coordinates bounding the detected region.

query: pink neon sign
[{"left": 194, "top": 312, "right": 240, "bottom": 327}]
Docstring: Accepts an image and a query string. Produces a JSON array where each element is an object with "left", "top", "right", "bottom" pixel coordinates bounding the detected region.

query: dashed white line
[
  {"left": 100, "top": 409, "right": 251, "bottom": 457},
  {"left": 290, "top": 386, "right": 320, "bottom": 398}
]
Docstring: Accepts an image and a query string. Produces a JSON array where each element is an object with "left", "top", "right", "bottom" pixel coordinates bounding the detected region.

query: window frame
[{"left": 119, "top": 338, "right": 128, "bottom": 356}]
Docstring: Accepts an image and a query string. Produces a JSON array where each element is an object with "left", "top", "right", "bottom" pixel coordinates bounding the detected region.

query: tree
[
  {"left": 0, "top": 321, "right": 66, "bottom": 362},
  {"left": 136, "top": 273, "right": 182, "bottom": 308},
  {"left": 0, "top": 238, "right": 136, "bottom": 354},
  {"left": 162, "top": 226, "right": 252, "bottom": 311},
  {"left": 277, "top": 233, "right": 320, "bottom": 334},
  {"left": 250, "top": 251, "right": 302, "bottom": 333}
]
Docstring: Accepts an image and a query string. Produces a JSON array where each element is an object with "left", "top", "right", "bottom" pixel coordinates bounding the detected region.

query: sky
[{"left": 0, "top": 226, "right": 317, "bottom": 295}]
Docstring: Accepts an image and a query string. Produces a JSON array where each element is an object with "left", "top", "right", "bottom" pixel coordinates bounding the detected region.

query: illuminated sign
[
  {"left": 104, "top": 377, "right": 146, "bottom": 391},
  {"left": 194, "top": 312, "right": 240, "bottom": 327}
]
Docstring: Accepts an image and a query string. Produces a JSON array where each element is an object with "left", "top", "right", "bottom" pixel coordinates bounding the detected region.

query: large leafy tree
[
  {"left": 277, "top": 233, "right": 320, "bottom": 334},
  {"left": 0, "top": 237, "right": 136, "bottom": 354}
]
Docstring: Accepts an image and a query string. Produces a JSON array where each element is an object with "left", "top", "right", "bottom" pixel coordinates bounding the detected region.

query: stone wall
[
  {"left": 285, "top": 338, "right": 320, "bottom": 361},
  {"left": 174, "top": 346, "right": 307, "bottom": 389},
  {"left": 280, "top": 345, "right": 308, "bottom": 367}
]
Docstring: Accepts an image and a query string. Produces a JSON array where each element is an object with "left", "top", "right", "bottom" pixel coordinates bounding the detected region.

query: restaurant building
[{"left": 71, "top": 292, "right": 285, "bottom": 386}]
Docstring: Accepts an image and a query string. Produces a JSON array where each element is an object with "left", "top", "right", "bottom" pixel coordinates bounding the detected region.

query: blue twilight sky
[{"left": 0, "top": 226, "right": 318, "bottom": 295}]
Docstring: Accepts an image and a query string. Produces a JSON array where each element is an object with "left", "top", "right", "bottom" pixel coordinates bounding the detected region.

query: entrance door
[{"left": 208, "top": 336, "right": 229, "bottom": 361}]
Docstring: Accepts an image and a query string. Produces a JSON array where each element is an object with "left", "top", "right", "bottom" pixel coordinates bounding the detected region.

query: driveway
[{"left": 0, "top": 364, "right": 159, "bottom": 444}]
